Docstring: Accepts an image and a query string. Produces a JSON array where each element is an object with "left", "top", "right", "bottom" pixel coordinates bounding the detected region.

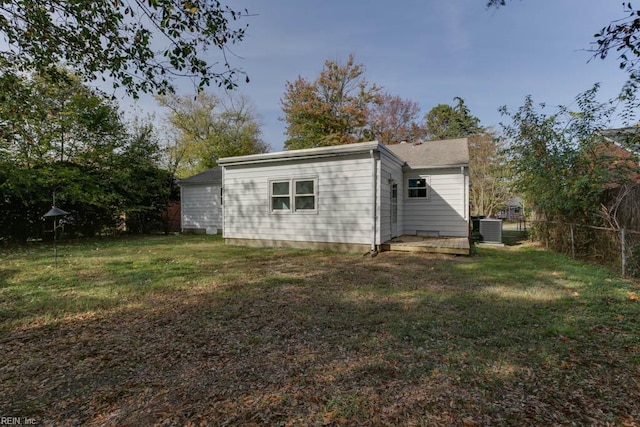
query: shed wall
[{"left": 181, "top": 184, "right": 222, "bottom": 234}]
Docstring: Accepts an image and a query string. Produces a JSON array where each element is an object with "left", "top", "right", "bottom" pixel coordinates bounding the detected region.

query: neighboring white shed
[{"left": 178, "top": 167, "right": 222, "bottom": 235}]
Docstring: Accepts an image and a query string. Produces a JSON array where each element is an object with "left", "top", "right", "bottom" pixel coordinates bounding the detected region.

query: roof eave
[
  {"left": 218, "top": 141, "right": 381, "bottom": 166},
  {"left": 406, "top": 163, "right": 469, "bottom": 170},
  {"left": 178, "top": 180, "right": 221, "bottom": 186}
]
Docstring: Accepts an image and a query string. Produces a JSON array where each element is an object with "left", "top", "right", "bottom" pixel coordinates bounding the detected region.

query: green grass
[{"left": 1, "top": 235, "right": 639, "bottom": 425}]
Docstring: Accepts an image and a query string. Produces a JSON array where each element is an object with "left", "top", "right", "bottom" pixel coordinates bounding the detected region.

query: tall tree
[
  {"left": 0, "top": 66, "right": 125, "bottom": 168},
  {"left": 468, "top": 132, "right": 510, "bottom": 216},
  {"left": 423, "top": 97, "right": 483, "bottom": 141},
  {"left": 280, "top": 54, "right": 380, "bottom": 150},
  {"left": 0, "top": 1, "right": 250, "bottom": 96},
  {"left": 113, "top": 118, "right": 176, "bottom": 233},
  {"left": 158, "top": 91, "right": 267, "bottom": 178},
  {"left": 421, "top": 96, "right": 504, "bottom": 215},
  {"left": 424, "top": 104, "right": 458, "bottom": 141},
  {"left": 0, "top": 68, "right": 172, "bottom": 240},
  {"left": 365, "top": 92, "right": 423, "bottom": 144}
]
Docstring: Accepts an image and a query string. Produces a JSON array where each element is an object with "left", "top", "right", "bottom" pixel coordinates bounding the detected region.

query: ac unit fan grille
[{"left": 479, "top": 219, "right": 502, "bottom": 243}]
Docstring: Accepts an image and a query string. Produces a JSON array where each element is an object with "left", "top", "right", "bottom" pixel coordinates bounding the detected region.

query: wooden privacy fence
[{"left": 531, "top": 221, "right": 640, "bottom": 277}]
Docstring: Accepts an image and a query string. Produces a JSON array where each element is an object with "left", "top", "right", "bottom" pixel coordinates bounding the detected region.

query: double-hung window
[
  {"left": 271, "top": 181, "right": 291, "bottom": 210},
  {"left": 294, "top": 180, "right": 315, "bottom": 210},
  {"left": 270, "top": 178, "right": 317, "bottom": 213},
  {"left": 408, "top": 177, "right": 430, "bottom": 199}
]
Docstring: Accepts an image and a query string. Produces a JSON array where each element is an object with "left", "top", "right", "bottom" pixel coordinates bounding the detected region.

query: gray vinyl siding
[
  {"left": 181, "top": 184, "right": 222, "bottom": 234},
  {"left": 402, "top": 167, "right": 469, "bottom": 237},
  {"left": 223, "top": 153, "right": 376, "bottom": 245}
]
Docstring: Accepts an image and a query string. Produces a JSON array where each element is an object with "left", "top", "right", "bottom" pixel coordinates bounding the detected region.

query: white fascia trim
[
  {"left": 403, "top": 163, "right": 469, "bottom": 171},
  {"left": 218, "top": 141, "right": 381, "bottom": 166}
]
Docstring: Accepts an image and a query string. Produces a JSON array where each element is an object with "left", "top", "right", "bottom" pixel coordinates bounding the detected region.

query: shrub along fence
[{"left": 531, "top": 221, "right": 640, "bottom": 277}]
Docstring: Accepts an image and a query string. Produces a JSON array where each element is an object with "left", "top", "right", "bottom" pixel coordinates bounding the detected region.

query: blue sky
[{"left": 129, "top": 1, "right": 632, "bottom": 152}]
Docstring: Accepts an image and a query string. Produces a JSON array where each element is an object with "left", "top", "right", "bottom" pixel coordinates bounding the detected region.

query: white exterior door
[{"left": 390, "top": 183, "right": 398, "bottom": 238}]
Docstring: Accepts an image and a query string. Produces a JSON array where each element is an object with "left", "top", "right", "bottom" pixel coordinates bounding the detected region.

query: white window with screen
[
  {"left": 271, "top": 181, "right": 291, "bottom": 211},
  {"left": 407, "top": 176, "right": 430, "bottom": 199},
  {"left": 269, "top": 178, "right": 317, "bottom": 213},
  {"left": 295, "top": 180, "right": 316, "bottom": 211}
]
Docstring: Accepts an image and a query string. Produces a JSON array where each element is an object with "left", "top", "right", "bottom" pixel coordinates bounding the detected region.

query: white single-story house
[
  {"left": 178, "top": 167, "right": 222, "bottom": 234},
  {"left": 217, "top": 138, "right": 470, "bottom": 253}
]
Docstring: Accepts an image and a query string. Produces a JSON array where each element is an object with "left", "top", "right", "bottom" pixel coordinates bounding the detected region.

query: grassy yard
[{"left": 1, "top": 235, "right": 639, "bottom": 426}]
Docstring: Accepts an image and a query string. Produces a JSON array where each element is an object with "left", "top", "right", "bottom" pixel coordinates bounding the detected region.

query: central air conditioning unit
[{"left": 479, "top": 218, "right": 503, "bottom": 244}]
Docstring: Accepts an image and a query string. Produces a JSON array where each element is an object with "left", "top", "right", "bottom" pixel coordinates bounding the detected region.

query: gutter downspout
[
  {"left": 462, "top": 165, "right": 470, "bottom": 239},
  {"left": 221, "top": 166, "right": 225, "bottom": 238},
  {"left": 461, "top": 166, "right": 467, "bottom": 221},
  {"left": 370, "top": 149, "right": 378, "bottom": 255}
]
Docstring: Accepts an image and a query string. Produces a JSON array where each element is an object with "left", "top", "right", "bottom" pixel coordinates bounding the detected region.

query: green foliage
[
  {"left": 424, "top": 97, "right": 483, "bottom": 141},
  {"left": 500, "top": 84, "right": 630, "bottom": 224},
  {"left": 158, "top": 92, "right": 267, "bottom": 178},
  {"left": 280, "top": 54, "right": 380, "bottom": 150},
  {"left": 0, "top": 67, "right": 126, "bottom": 167},
  {"left": 421, "top": 97, "right": 504, "bottom": 215},
  {"left": 591, "top": 3, "right": 640, "bottom": 98},
  {"left": 0, "top": 1, "right": 249, "bottom": 96},
  {"left": 0, "top": 68, "right": 174, "bottom": 240},
  {"left": 111, "top": 121, "right": 176, "bottom": 234},
  {"left": 422, "top": 98, "right": 501, "bottom": 215}
]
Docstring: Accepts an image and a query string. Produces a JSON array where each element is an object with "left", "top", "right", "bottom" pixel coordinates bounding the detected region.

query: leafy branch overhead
[
  {"left": 0, "top": 0, "right": 250, "bottom": 96},
  {"left": 594, "top": 3, "right": 640, "bottom": 89}
]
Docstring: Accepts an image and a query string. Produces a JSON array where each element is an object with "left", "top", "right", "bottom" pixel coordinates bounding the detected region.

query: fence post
[{"left": 621, "top": 228, "right": 626, "bottom": 277}]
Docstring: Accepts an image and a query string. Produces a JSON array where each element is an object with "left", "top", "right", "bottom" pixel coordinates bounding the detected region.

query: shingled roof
[
  {"left": 178, "top": 166, "right": 222, "bottom": 186},
  {"left": 599, "top": 127, "right": 640, "bottom": 153},
  {"left": 386, "top": 138, "right": 469, "bottom": 169}
]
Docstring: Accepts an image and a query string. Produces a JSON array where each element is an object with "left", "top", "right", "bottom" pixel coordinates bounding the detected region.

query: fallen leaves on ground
[{"left": 1, "top": 242, "right": 639, "bottom": 426}]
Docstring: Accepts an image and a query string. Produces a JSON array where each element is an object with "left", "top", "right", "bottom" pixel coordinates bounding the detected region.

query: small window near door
[{"left": 408, "top": 177, "right": 429, "bottom": 199}]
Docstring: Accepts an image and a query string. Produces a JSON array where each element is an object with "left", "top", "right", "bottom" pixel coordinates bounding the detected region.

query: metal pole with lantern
[{"left": 43, "top": 205, "right": 69, "bottom": 269}]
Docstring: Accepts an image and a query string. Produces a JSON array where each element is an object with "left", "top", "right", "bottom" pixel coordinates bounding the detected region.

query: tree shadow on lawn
[
  {"left": 0, "top": 235, "right": 249, "bottom": 332},
  {"left": 1, "top": 245, "right": 639, "bottom": 426},
  {"left": 501, "top": 229, "right": 529, "bottom": 246}
]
